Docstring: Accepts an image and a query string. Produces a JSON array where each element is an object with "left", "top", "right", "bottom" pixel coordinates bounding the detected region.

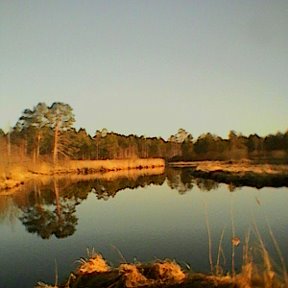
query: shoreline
[
  {"left": 2, "top": 159, "right": 288, "bottom": 192},
  {"left": 0, "top": 158, "right": 165, "bottom": 192},
  {"left": 169, "top": 160, "right": 288, "bottom": 188},
  {"left": 169, "top": 160, "right": 288, "bottom": 174}
]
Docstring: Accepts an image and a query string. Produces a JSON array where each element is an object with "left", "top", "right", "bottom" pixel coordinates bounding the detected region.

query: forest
[{"left": 0, "top": 102, "right": 288, "bottom": 164}]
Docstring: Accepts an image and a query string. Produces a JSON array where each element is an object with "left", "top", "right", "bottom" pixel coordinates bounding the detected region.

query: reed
[
  {"left": 201, "top": 204, "right": 287, "bottom": 288},
  {"left": 215, "top": 227, "right": 226, "bottom": 275},
  {"left": 203, "top": 200, "right": 214, "bottom": 274},
  {"left": 266, "top": 220, "right": 288, "bottom": 286}
]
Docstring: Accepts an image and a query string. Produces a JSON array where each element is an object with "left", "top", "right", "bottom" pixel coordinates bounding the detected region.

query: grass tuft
[
  {"left": 119, "top": 263, "right": 149, "bottom": 287},
  {"left": 76, "top": 252, "right": 110, "bottom": 275},
  {"left": 151, "top": 260, "right": 186, "bottom": 282}
]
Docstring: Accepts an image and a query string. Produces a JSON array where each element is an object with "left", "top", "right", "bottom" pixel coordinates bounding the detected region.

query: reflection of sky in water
[{"left": 0, "top": 181, "right": 287, "bottom": 288}]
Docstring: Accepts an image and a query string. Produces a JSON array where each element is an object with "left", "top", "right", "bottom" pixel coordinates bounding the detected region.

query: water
[{"left": 0, "top": 168, "right": 287, "bottom": 288}]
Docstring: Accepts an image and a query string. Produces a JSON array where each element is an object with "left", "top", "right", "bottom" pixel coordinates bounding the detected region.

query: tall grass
[
  {"left": 204, "top": 200, "right": 214, "bottom": 274},
  {"left": 266, "top": 220, "right": 288, "bottom": 287},
  {"left": 202, "top": 196, "right": 287, "bottom": 288}
]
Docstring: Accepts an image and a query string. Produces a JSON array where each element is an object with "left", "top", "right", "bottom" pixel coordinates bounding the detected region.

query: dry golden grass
[
  {"left": 57, "top": 158, "right": 165, "bottom": 173},
  {"left": 63, "top": 165, "right": 165, "bottom": 181},
  {"left": 35, "top": 248, "right": 288, "bottom": 288},
  {"left": 151, "top": 260, "right": 186, "bottom": 282},
  {"left": 119, "top": 264, "right": 149, "bottom": 287},
  {"left": 0, "top": 158, "right": 165, "bottom": 192},
  {"left": 170, "top": 160, "right": 288, "bottom": 175},
  {"left": 77, "top": 252, "right": 110, "bottom": 275},
  {"left": 12, "top": 158, "right": 164, "bottom": 175},
  {"left": 195, "top": 161, "right": 288, "bottom": 175},
  {"left": 119, "top": 260, "right": 186, "bottom": 287},
  {"left": 0, "top": 164, "right": 29, "bottom": 190},
  {"left": 73, "top": 251, "right": 187, "bottom": 288}
]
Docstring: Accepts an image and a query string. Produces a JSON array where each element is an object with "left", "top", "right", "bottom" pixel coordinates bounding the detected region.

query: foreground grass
[
  {"left": 35, "top": 252, "right": 232, "bottom": 288},
  {"left": 34, "top": 219, "right": 288, "bottom": 288},
  {"left": 35, "top": 249, "right": 288, "bottom": 288}
]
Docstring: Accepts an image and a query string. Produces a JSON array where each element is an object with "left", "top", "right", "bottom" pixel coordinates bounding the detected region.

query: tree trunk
[
  {"left": 53, "top": 122, "right": 59, "bottom": 164},
  {"left": 7, "top": 132, "right": 11, "bottom": 163},
  {"left": 36, "top": 133, "right": 41, "bottom": 161}
]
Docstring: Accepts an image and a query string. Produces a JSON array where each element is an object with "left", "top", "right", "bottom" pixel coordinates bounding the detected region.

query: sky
[{"left": 1, "top": 0, "right": 287, "bottom": 140}]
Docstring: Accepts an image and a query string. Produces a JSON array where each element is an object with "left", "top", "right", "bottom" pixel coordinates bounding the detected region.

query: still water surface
[{"left": 0, "top": 168, "right": 287, "bottom": 288}]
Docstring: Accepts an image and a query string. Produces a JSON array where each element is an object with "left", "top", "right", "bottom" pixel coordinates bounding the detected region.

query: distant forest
[{"left": 0, "top": 102, "right": 287, "bottom": 163}]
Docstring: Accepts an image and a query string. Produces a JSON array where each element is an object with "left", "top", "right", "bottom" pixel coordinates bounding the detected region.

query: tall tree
[
  {"left": 14, "top": 102, "right": 75, "bottom": 162},
  {"left": 15, "top": 102, "right": 50, "bottom": 161},
  {"left": 228, "top": 130, "right": 248, "bottom": 160},
  {"left": 48, "top": 102, "right": 75, "bottom": 163}
]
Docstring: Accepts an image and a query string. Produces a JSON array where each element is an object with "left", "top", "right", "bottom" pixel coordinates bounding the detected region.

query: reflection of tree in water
[
  {"left": 17, "top": 173, "right": 166, "bottom": 238},
  {"left": 166, "top": 168, "right": 221, "bottom": 193},
  {"left": 19, "top": 202, "right": 77, "bottom": 239},
  {"left": 195, "top": 178, "right": 219, "bottom": 192},
  {"left": 19, "top": 179, "right": 78, "bottom": 239},
  {"left": 50, "top": 174, "right": 166, "bottom": 202},
  {"left": 92, "top": 174, "right": 166, "bottom": 200},
  {"left": 166, "top": 168, "right": 194, "bottom": 194},
  {"left": 14, "top": 169, "right": 223, "bottom": 239},
  {"left": 0, "top": 197, "right": 20, "bottom": 226}
]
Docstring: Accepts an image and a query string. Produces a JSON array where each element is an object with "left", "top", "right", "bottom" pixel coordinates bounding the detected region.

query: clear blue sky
[{"left": 1, "top": 0, "right": 287, "bottom": 139}]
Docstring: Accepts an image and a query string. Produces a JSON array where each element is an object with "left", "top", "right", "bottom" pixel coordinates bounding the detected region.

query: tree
[
  {"left": 47, "top": 102, "right": 75, "bottom": 163},
  {"left": 169, "top": 128, "right": 192, "bottom": 144},
  {"left": 228, "top": 130, "right": 248, "bottom": 160},
  {"left": 181, "top": 133, "right": 194, "bottom": 160},
  {"left": 72, "top": 128, "right": 94, "bottom": 159},
  {"left": 194, "top": 133, "right": 214, "bottom": 155},
  {"left": 14, "top": 102, "right": 75, "bottom": 162},
  {"left": 247, "top": 134, "right": 262, "bottom": 154},
  {"left": 15, "top": 102, "right": 50, "bottom": 161}
]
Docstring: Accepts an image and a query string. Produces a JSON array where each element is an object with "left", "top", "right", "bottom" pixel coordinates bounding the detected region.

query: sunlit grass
[
  {"left": 76, "top": 251, "right": 111, "bottom": 275},
  {"left": 0, "top": 157, "right": 165, "bottom": 192},
  {"left": 35, "top": 232, "right": 287, "bottom": 288}
]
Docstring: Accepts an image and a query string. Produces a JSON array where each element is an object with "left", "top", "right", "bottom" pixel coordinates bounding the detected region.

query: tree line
[{"left": 0, "top": 102, "right": 287, "bottom": 163}]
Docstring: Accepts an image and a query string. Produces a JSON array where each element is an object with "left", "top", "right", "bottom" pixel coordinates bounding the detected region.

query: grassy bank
[
  {"left": 35, "top": 248, "right": 288, "bottom": 288},
  {"left": 55, "top": 159, "right": 165, "bottom": 174},
  {"left": 0, "top": 158, "right": 165, "bottom": 192},
  {"left": 170, "top": 160, "right": 288, "bottom": 174},
  {"left": 170, "top": 161, "right": 288, "bottom": 188}
]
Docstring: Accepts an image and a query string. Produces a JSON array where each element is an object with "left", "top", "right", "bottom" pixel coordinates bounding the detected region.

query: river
[{"left": 0, "top": 168, "right": 287, "bottom": 288}]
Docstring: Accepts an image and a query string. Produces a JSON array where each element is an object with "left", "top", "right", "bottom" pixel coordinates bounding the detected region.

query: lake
[{"left": 0, "top": 167, "right": 287, "bottom": 288}]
